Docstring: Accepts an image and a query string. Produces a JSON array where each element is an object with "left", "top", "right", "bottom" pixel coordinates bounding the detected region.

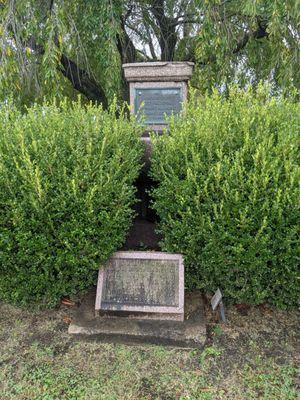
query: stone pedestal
[
  {"left": 123, "top": 61, "right": 194, "bottom": 134},
  {"left": 123, "top": 61, "right": 194, "bottom": 170}
]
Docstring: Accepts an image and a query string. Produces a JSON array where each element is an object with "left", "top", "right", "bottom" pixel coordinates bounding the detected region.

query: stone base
[
  {"left": 97, "top": 310, "right": 184, "bottom": 321},
  {"left": 68, "top": 289, "right": 206, "bottom": 348}
]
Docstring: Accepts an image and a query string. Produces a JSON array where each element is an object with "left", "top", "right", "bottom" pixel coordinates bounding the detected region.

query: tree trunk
[
  {"left": 116, "top": 18, "right": 138, "bottom": 103},
  {"left": 60, "top": 54, "right": 108, "bottom": 108},
  {"left": 150, "top": 0, "right": 177, "bottom": 61}
]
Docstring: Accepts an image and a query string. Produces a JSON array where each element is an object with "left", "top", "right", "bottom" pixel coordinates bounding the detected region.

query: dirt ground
[{"left": 0, "top": 295, "right": 299, "bottom": 400}]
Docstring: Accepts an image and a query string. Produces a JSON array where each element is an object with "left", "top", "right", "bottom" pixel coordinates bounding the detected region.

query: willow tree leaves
[{"left": 0, "top": 0, "right": 299, "bottom": 106}]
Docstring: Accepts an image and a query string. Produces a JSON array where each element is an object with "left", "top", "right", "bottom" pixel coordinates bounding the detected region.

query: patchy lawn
[{"left": 0, "top": 297, "right": 299, "bottom": 400}]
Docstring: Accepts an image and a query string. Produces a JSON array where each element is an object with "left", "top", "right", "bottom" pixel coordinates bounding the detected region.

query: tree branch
[
  {"left": 139, "top": 7, "right": 161, "bottom": 59},
  {"left": 116, "top": 16, "right": 137, "bottom": 64},
  {"left": 116, "top": 14, "right": 139, "bottom": 103},
  {"left": 143, "top": 17, "right": 157, "bottom": 59},
  {"left": 27, "top": 36, "right": 108, "bottom": 105},
  {"left": 233, "top": 21, "right": 268, "bottom": 54},
  {"left": 188, "top": 22, "right": 269, "bottom": 66},
  {"left": 136, "top": 48, "right": 151, "bottom": 61},
  {"left": 150, "top": 0, "right": 177, "bottom": 60},
  {"left": 49, "top": 0, "right": 54, "bottom": 14},
  {"left": 59, "top": 54, "right": 108, "bottom": 107}
]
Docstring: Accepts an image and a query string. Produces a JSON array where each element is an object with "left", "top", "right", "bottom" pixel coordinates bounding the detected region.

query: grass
[{"left": 0, "top": 299, "right": 299, "bottom": 399}]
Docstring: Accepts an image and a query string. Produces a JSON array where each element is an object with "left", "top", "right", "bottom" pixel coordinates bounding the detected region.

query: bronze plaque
[{"left": 135, "top": 87, "right": 182, "bottom": 124}]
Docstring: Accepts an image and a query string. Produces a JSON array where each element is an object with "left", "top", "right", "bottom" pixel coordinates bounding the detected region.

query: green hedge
[
  {"left": 0, "top": 100, "right": 143, "bottom": 307},
  {"left": 151, "top": 87, "right": 299, "bottom": 307}
]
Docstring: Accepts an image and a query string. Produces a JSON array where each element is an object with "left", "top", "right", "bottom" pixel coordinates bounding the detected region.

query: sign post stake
[{"left": 211, "top": 288, "right": 226, "bottom": 324}]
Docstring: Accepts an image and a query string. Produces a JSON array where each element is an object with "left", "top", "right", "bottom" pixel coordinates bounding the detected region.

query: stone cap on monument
[{"left": 123, "top": 61, "right": 194, "bottom": 82}]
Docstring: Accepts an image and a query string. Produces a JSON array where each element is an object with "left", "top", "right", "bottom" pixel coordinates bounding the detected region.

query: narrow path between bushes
[{"left": 123, "top": 173, "right": 161, "bottom": 251}]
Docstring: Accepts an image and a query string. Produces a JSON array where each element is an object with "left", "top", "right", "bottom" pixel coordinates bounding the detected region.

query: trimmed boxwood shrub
[
  {"left": 151, "top": 87, "right": 299, "bottom": 308},
  {"left": 0, "top": 100, "right": 143, "bottom": 307}
]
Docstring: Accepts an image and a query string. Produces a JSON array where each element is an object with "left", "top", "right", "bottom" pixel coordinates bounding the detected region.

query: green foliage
[
  {"left": 0, "top": 1, "right": 298, "bottom": 106},
  {"left": 200, "top": 346, "right": 223, "bottom": 365},
  {"left": 0, "top": 0, "right": 123, "bottom": 106},
  {"left": 0, "top": 100, "right": 143, "bottom": 307},
  {"left": 151, "top": 86, "right": 300, "bottom": 307},
  {"left": 194, "top": 0, "right": 300, "bottom": 94}
]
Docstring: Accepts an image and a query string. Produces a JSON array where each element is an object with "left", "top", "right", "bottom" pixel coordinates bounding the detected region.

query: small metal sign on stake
[{"left": 211, "top": 288, "right": 226, "bottom": 323}]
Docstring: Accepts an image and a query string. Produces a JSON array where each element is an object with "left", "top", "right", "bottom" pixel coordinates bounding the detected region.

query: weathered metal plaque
[
  {"left": 211, "top": 288, "right": 226, "bottom": 323},
  {"left": 95, "top": 251, "right": 184, "bottom": 320},
  {"left": 135, "top": 87, "right": 182, "bottom": 124},
  {"left": 211, "top": 288, "right": 222, "bottom": 311}
]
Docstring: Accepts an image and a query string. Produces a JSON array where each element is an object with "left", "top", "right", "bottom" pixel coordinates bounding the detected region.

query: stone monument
[
  {"left": 69, "top": 62, "right": 206, "bottom": 347},
  {"left": 123, "top": 61, "right": 194, "bottom": 165},
  {"left": 123, "top": 61, "right": 194, "bottom": 132},
  {"left": 94, "top": 62, "right": 194, "bottom": 322},
  {"left": 95, "top": 251, "right": 184, "bottom": 321}
]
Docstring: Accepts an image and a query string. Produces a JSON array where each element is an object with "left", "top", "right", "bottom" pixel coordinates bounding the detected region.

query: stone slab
[
  {"left": 123, "top": 61, "right": 194, "bottom": 82},
  {"left": 69, "top": 289, "right": 206, "bottom": 348},
  {"left": 95, "top": 251, "right": 184, "bottom": 321}
]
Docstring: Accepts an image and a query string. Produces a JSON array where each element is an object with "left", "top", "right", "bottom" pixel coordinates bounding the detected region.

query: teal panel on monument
[{"left": 135, "top": 87, "right": 182, "bottom": 124}]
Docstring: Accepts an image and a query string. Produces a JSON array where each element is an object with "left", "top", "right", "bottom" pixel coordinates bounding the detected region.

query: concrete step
[{"left": 69, "top": 289, "right": 206, "bottom": 348}]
